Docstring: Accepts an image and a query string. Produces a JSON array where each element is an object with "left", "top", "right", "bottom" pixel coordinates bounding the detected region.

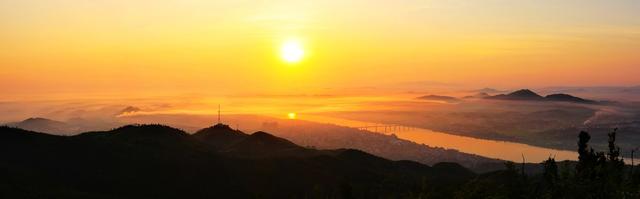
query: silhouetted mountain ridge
[{"left": 0, "top": 124, "right": 475, "bottom": 198}]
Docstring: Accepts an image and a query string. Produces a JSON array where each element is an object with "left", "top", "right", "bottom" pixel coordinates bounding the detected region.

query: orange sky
[{"left": 1, "top": 0, "right": 639, "bottom": 98}]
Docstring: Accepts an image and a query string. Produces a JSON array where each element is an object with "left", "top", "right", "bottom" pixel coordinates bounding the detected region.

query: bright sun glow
[
  {"left": 287, "top": 112, "right": 297, "bottom": 119},
  {"left": 280, "top": 40, "right": 304, "bottom": 63}
]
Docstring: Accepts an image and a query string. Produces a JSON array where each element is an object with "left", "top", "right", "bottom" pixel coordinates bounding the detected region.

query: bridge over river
[{"left": 301, "top": 115, "right": 581, "bottom": 163}]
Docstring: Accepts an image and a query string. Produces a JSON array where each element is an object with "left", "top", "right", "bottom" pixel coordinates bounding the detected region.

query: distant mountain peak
[
  {"left": 5, "top": 117, "right": 77, "bottom": 135},
  {"left": 416, "top": 94, "right": 460, "bottom": 102},
  {"left": 17, "top": 117, "right": 66, "bottom": 125},
  {"left": 487, "top": 89, "right": 544, "bottom": 101},
  {"left": 478, "top": 88, "right": 500, "bottom": 93},
  {"left": 23, "top": 117, "right": 53, "bottom": 122},
  {"left": 117, "top": 106, "right": 141, "bottom": 116},
  {"left": 485, "top": 89, "right": 596, "bottom": 104},
  {"left": 510, "top": 89, "right": 543, "bottom": 98}
]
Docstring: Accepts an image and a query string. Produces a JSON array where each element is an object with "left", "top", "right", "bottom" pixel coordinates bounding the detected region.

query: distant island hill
[
  {"left": 486, "top": 89, "right": 596, "bottom": 103},
  {"left": 417, "top": 89, "right": 598, "bottom": 104}
]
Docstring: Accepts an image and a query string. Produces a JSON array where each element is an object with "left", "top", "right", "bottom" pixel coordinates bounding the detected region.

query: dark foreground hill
[{"left": 0, "top": 124, "right": 475, "bottom": 199}]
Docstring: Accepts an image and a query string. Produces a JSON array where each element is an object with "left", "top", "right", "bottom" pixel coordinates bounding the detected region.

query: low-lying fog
[{"left": 2, "top": 87, "right": 639, "bottom": 163}]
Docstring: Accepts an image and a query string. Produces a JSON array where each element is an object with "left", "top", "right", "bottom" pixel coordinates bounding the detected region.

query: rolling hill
[{"left": 0, "top": 124, "right": 475, "bottom": 198}]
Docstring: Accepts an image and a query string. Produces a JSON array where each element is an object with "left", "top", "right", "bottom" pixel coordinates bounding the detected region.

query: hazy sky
[{"left": 2, "top": 0, "right": 639, "bottom": 97}]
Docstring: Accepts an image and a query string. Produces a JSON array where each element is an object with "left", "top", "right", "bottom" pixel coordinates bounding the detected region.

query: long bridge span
[{"left": 354, "top": 124, "right": 415, "bottom": 134}]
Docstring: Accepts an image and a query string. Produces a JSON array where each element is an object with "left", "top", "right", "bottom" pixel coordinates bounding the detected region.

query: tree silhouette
[
  {"left": 542, "top": 157, "right": 558, "bottom": 186},
  {"left": 456, "top": 129, "right": 639, "bottom": 199}
]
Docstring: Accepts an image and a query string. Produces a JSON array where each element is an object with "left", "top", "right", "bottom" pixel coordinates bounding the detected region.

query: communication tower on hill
[{"left": 217, "top": 104, "right": 221, "bottom": 124}]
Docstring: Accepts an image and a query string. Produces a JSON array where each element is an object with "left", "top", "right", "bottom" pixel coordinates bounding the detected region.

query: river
[{"left": 301, "top": 115, "right": 579, "bottom": 163}]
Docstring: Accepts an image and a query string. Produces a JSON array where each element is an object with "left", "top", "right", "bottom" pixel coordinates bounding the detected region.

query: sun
[
  {"left": 287, "top": 112, "right": 297, "bottom": 120},
  {"left": 280, "top": 40, "right": 304, "bottom": 63}
]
